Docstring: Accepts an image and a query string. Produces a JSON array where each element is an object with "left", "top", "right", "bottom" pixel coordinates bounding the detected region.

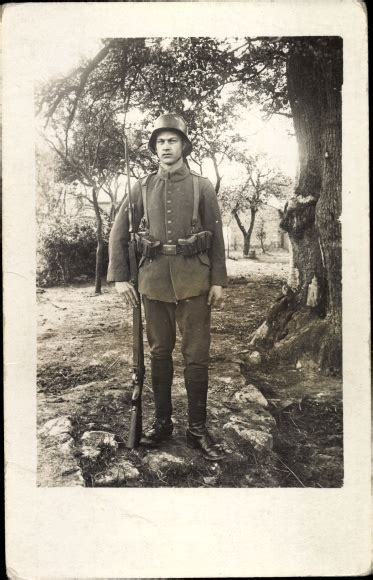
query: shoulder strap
[
  {"left": 191, "top": 174, "right": 200, "bottom": 233},
  {"left": 140, "top": 173, "right": 154, "bottom": 228}
]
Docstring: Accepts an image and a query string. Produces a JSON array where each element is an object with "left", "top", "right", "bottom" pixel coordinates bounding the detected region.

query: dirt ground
[{"left": 37, "top": 250, "right": 343, "bottom": 488}]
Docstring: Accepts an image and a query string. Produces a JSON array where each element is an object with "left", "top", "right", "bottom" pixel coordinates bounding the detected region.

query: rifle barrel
[{"left": 124, "top": 134, "right": 145, "bottom": 449}]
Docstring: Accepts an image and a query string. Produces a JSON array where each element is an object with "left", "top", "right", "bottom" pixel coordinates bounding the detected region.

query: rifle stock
[{"left": 126, "top": 373, "right": 143, "bottom": 449}]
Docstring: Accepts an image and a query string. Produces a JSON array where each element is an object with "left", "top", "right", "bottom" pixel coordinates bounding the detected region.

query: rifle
[{"left": 124, "top": 135, "right": 145, "bottom": 449}]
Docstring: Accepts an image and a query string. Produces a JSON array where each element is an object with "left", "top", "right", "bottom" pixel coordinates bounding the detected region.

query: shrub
[{"left": 37, "top": 215, "right": 110, "bottom": 287}]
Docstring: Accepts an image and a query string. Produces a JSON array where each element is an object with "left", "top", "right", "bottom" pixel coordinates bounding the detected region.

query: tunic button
[
  {"left": 167, "top": 220, "right": 172, "bottom": 224},
  {"left": 167, "top": 210, "right": 171, "bottom": 213},
  {"left": 167, "top": 200, "right": 171, "bottom": 203}
]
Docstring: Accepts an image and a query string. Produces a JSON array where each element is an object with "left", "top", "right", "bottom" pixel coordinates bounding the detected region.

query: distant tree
[
  {"left": 190, "top": 103, "right": 244, "bottom": 193},
  {"left": 220, "top": 153, "right": 290, "bottom": 256},
  {"left": 256, "top": 218, "right": 268, "bottom": 253}
]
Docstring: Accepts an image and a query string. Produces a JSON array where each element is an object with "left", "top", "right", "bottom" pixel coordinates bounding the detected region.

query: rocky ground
[{"left": 37, "top": 250, "right": 343, "bottom": 488}]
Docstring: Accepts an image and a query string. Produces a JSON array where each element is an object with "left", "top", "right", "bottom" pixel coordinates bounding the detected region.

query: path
[{"left": 37, "top": 251, "right": 343, "bottom": 487}]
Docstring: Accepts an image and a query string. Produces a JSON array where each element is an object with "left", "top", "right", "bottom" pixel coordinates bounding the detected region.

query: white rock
[
  {"left": 234, "top": 384, "right": 268, "bottom": 408},
  {"left": 81, "top": 430, "right": 118, "bottom": 449},
  {"left": 121, "top": 460, "right": 140, "bottom": 480},
  {"left": 80, "top": 431, "right": 118, "bottom": 461},
  {"left": 249, "top": 351, "right": 262, "bottom": 365},
  {"left": 39, "top": 416, "right": 73, "bottom": 438},
  {"left": 53, "top": 432, "right": 73, "bottom": 445},
  {"left": 143, "top": 452, "right": 185, "bottom": 473},
  {"left": 94, "top": 462, "right": 140, "bottom": 486},
  {"left": 223, "top": 421, "right": 273, "bottom": 452},
  {"left": 239, "top": 408, "right": 276, "bottom": 431},
  {"left": 203, "top": 476, "right": 217, "bottom": 486},
  {"left": 68, "top": 470, "right": 85, "bottom": 486},
  {"left": 58, "top": 437, "right": 75, "bottom": 454}
]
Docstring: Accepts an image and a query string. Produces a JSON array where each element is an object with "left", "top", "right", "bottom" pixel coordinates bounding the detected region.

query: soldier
[{"left": 107, "top": 113, "right": 228, "bottom": 461}]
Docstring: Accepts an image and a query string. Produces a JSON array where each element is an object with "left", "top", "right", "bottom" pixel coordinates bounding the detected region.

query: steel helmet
[{"left": 148, "top": 113, "right": 193, "bottom": 156}]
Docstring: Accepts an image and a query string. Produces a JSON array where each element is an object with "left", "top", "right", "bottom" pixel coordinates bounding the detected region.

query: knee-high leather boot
[
  {"left": 141, "top": 358, "right": 174, "bottom": 446},
  {"left": 185, "top": 367, "right": 226, "bottom": 461}
]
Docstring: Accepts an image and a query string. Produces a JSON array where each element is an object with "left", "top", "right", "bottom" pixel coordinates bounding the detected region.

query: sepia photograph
[
  {"left": 35, "top": 35, "right": 343, "bottom": 489},
  {"left": 3, "top": 2, "right": 370, "bottom": 578}
]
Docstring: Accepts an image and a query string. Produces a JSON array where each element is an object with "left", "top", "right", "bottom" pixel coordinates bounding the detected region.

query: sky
[{"left": 34, "top": 36, "right": 298, "bottom": 187}]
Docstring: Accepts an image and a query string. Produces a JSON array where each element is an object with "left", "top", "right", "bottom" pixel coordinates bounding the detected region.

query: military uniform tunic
[{"left": 107, "top": 164, "right": 228, "bottom": 301}]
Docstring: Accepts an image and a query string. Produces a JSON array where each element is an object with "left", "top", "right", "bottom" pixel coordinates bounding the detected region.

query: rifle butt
[{"left": 126, "top": 404, "right": 143, "bottom": 449}]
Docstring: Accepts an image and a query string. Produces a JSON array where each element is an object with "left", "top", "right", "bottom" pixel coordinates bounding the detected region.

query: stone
[
  {"left": 203, "top": 476, "right": 217, "bottom": 486},
  {"left": 37, "top": 440, "right": 84, "bottom": 487},
  {"left": 80, "top": 431, "right": 119, "bottom": 462},
  {"left": 239, "top": 408, "right": 277, "bottom": 431},
  {"left": 50, "top": 432, "right": 72, "bottom": 446},
  {"left": 223, "top": 420, "right": 273, "bottom": 453},
  {"left": 234, "top": 384, "right": 268, "bottom": 408},
  {"left": 93, "top": 462, "right": 140, "bottom": 486},
  {"left": 61, "top": 468, "right": 85, "bottom": 486},
  {"left": 248, "top": 351, "right": 262, "bottom": 365},
  {"left": 58, "top": 437, "right": 75, "bottom": 455},
  {"left": 121, "top": 460, "right": 141, "bottom": 481},
  {"left": 143, "top": 451, "right": 185, "bottom": 473},
  {"left": 81, "top": 430, "right": 118, "bottom": 447},
  {"left": 39, "top": 416, "right": 73, "bottom": 439}
]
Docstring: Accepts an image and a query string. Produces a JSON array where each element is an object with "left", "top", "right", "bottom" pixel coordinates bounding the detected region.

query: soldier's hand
[
  {"left": 207, "top": 285, "right": 224, "bottom": 307},
  {"left": 115, "top": 281, "right": 139, "bottom": 308}
]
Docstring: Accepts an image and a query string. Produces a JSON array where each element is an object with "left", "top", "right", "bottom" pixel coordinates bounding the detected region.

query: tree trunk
[
  {"left": 92, "top": 187, "right": 103, "bottom": 294},
  {"left": 211, "top": 152, "right": 222, "bottom": 195},
  {"left": 233, "top": 208, "right": 257, "bottom": 257},
  {"left": 250, "top": 38, "right": 342, "bottom": 374},
  {"left": 243, "top": 208, "right": 257, "bottom": 256}
]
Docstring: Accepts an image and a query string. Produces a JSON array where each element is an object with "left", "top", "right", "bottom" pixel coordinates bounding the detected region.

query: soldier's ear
[{"left": 182, "top": 138, "right": 188, "bottom": 154}]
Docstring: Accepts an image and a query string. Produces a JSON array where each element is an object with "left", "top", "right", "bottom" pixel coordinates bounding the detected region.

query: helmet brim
[{"left": 148, "top": 128, "right": 193, "bottom": 157}]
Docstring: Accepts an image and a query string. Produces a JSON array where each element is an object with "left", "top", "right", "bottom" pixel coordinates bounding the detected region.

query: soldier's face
[{"left": 155, "top": 131, "right": 184, "bottom": 166}]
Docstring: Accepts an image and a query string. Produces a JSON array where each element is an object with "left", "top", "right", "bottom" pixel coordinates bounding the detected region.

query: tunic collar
[{"left": 157, "top": 163, "right": 190, "bottom": 182}]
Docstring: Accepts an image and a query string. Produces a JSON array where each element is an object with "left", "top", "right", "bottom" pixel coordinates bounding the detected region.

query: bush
[{"left": 37, "top": 215, "right": 110, "bottom": 287}]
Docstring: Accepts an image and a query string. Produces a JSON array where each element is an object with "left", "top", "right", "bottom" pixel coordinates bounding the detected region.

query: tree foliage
[{"left": 37, "top": 215, "right": 110, "bottom": 287}]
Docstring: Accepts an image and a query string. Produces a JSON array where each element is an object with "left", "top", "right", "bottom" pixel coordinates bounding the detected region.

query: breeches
[{"left": 142, "top": 293, "right": 211, "bottom": 371}]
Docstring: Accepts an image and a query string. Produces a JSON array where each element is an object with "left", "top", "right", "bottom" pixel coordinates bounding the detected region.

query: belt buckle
[{"left": 162, "top": 244, "right": 177, "bottom": 255}]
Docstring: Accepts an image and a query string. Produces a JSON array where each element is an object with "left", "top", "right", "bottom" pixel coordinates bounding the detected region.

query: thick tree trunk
[
  {"left": 92, "top": 187, "right": 103, "bottom": 294},
  {"left": 250, "top": 38, "right": 342, "bottom": 374}
]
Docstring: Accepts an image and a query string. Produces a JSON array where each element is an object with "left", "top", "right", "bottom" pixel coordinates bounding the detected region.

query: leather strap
[
  {"left": 192, "top": 175, "right": 199, "bottom": 232},
  {"left": 141, "top": 175, "right": 151, "bottom": 229}
]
